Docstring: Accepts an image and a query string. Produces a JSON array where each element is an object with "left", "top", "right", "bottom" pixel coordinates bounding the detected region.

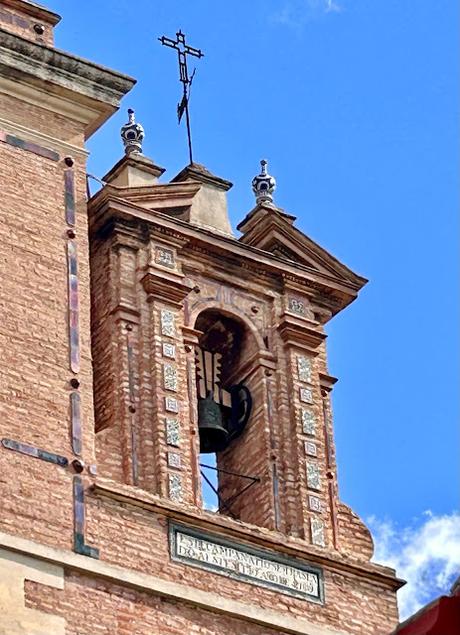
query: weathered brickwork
[{"left": 0, "top": 2, "right": 402, "bottom": 634}]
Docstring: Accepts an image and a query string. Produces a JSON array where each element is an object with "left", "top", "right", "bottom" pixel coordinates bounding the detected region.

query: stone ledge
[
  {"left": 0, "top": 531, "right": 346, "bottom": 635},
  {"left": 92, "top": 478, "right": 404, "bottom": 592}
]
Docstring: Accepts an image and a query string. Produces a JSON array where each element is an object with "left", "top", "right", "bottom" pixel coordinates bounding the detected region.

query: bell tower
[
  {"left": 0, "top": 3, "right": 404, "bottom": 632},
  {"left": 88, "top": 113, "right": 403, "bottom": 631}
]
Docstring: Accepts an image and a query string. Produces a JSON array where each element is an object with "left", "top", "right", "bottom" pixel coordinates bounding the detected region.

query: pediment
[{"left": 237, "top": 204, "right": 366, "bottom": 287}]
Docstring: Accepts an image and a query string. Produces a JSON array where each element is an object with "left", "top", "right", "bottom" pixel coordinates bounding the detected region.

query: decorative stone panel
[
  {"left": 160, "top": 309, "right": 175, "bottom": 337},
  {"left": 165, "top": 418, "right": 180, "bottom": 446},
  {"left": 310, "top": 517, "right": 326, "bottom": 547},
  {"left": 168, "top": 473, "right": 183, "bottom": 502},
  {"left": 163, "top": 364, "right": 178, "bottom": 392},
  {"left": 297, "top": 355, "right": 312, "bottom": 383},
  {"left": 165, "top": 397, "right": 179, "bottom": 413},
  {"left": 299, "top": 388, "right": 313, "bottom": 404},
  {"left": 306, "top": 462, "right": 321, "bottom": 491},
  {"left": 301, "top": 409, "right": 316, "bottom": 435}
]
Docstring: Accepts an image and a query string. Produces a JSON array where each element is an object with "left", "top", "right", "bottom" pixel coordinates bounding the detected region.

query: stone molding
[
  {"left": 0, "top": 531, "right": 347, "bottom": 635},
  {"left": 0, "top": 27, "right": 135, "bottom": 137},
  {"left": 92, "top": 478, "right": 403, "bottom": 591},
  {"left": 89, "top": 196, "right": 362, "bottom": 315}
]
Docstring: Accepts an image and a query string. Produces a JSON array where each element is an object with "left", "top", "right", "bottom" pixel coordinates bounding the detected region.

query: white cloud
[
  {"left": 272, "top": 0, "right": 342, "bottom": 28},
  {"left": 368, "top": 511, "right": 460, "bottom": 620}
]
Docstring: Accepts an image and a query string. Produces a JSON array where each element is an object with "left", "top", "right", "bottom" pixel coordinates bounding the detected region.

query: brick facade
[{"left": 0, "top": 2, "right": 403, "bottom": 634}]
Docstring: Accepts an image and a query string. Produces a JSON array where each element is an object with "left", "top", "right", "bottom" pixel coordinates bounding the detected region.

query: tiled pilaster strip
[
  {"left": 296, "top": 354, "right": 326, "bottom": 548},
  {"left": 73, "top": 476, "right": 99, "bottom": 559},
  {"left": 0, "top": 130, "right": 60, "bottom": 162},
  {"left": 160, "top": 309, "right": 183, "bottom": 503}
]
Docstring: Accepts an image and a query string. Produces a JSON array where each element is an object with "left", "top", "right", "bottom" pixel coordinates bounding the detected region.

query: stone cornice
[
  {"left": 88, "top": 194, "right": 363, "bottom": 317},
  {"left": 278, "top": 313, "right": 327, "bottom": 354},
  {"left": 0, "top": 27, "right": 135, "bottom": 137},
  {"left": 141, "top": 267, "right": 193, "bottom": 308},
  {"left": 91, "top": 478, "right": 404, "bottom": 592}
]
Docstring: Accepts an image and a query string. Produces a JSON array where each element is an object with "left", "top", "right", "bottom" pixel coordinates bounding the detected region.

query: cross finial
[
  {"left": 159, "top": 30, "right": 204, "bottom": 165},
  {"left": 252, "top": 159, "right": 276, "bottom": 204}
]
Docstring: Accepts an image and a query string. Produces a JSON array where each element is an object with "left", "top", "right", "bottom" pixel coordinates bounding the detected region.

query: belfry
[{"left": 0, "top": 2, "right": 404, "bottom": 634}]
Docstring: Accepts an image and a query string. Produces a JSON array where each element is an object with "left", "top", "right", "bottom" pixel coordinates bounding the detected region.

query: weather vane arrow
[{"left": 158, "top": 30, "right": 204, "bottom": 165}]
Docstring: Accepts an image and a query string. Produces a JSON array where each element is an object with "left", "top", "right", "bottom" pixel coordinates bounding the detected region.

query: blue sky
[{"left": 48, "top": 0, "right": 459, "bottom": 618}]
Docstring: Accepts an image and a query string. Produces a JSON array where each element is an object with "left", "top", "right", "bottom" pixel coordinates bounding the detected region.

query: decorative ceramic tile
[
  {"left": 167, "top": 451, "right": 181, "bottom": 469},
  {"left": 67, "top": 240, "right": 80, "bottom": 373},
  {"left": 301, "top": 409, "right": 316, "bottom": 435},
  {"left": 297, "top": 356, "right": 312, "bottom": 383},
  {"left": 163, "top": 363, "right": 178, "bottom": 392},
  {"left": 310, "top": 518, "right": 326, "bottom": 547},
  {"left": 306, "top": 462, "right": 321, "bottom": 491},
  {"left": 305, "top": 441, "right": 317, "bottom": 457},
  {"left": 155, "top": 246, "right": 175, "bottom": 268},
  {"left": 165, "top": 397, "right": 179, "bottom": 413},
  {"left": 160, "top": 309, "right": 175, "bottom": 337},
  {"left": 168, "top": 473, "right": 183, "bottom": 502},
  {"left": 308, "top": 495, "right": 323, "bottom": 513},
  {"left": 288, "top": 296, "right": 305, "bottom": 316},
  {"left": 70, "top": 391, "right": 82, "bottom": 456},
  {"left": 299, "top": 387, "right": 313, "bottom": 404},
  {"left": 64, "top": 168, "right": 75, "bottom": 226},
  {"left": 162, "top": 342, "right": 176, "bottom": 359},
  {"left": 165, "top": 418, "right": 180, "bottom": 446}
]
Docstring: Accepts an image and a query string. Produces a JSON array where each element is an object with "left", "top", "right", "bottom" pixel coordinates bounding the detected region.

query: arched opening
[{"left": 194, "top": 309, "right": 258, "bottom": 517}]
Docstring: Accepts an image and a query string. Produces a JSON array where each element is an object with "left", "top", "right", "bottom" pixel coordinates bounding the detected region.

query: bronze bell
[{"left": 198, "top": 394, "right": 229, "bottom": 454}]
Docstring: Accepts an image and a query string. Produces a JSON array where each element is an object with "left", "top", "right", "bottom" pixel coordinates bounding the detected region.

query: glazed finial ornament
[
  {"left": 252, "top": 159, "right": 276, "bottom": 204},
  {"left": 120, "top": 108, "right": 145, "bottom": 155}
]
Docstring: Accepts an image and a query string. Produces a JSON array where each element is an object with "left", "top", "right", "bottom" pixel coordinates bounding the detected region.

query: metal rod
[
  {"left": 200, "top": 470, "right": 236, "bottom": 518},
  {"left": 200, "top": 463, "right": 260, "bottom": 482}
]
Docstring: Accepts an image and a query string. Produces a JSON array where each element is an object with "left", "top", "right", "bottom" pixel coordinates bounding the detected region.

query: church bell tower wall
[{"left": 0, "top": 0, "right": 134, "bottom": 551}]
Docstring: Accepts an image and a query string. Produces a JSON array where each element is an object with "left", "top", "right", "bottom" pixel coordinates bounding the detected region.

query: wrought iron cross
[{"left": 159, "top": 30, "right": 204, "bottom": 165}]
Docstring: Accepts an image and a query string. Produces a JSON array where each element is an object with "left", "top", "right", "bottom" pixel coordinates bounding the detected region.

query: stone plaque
[
  {"left": 288, "top": 296, "right": 305, "bottom": 316},
  {"left": 163, "top": 364, "right": 178, "bottom": 392},
  {"left": 168, "top": 474, "right": 182, "bottom": 502},
  {"left": 155, "top": 246, "right": 175, "bottom": 269},
  {"left": 301, "top": 409, "right": 316, "bottom": 436},
  {"left": 297, "top": 355, "right": 312, "bottom": 383},
  {"left": 169, "top": 523, "right": 324, "bottom": 603},
  {"left": 165, "top": 397, "right": 179, "bottom": 413},
  {"left": 308, "top": 495, "right": 323, "bottom": 513},
  {"left": 306, "top": 462, "right": 321, "bottom": 491},
  {"left": 165, "top": 418, "right": 180, "bottom": 446},
  {"left": 300, "top": 387, "right": 313, "bottom": 404},
  {"left": 311, "top": 518, "right": 326, "bottom": 547},
  {"left": 167, "top": 451, "right": 181, "bottom": 469},
  {"left": 305, "top": 441, "right": 317, "bottom": 457},
  {"left": 160, "top": 309, "right": 175, "bottom": 337},
  {"left": 162, "top": 342, "right": 176, "bottom": 359}
]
